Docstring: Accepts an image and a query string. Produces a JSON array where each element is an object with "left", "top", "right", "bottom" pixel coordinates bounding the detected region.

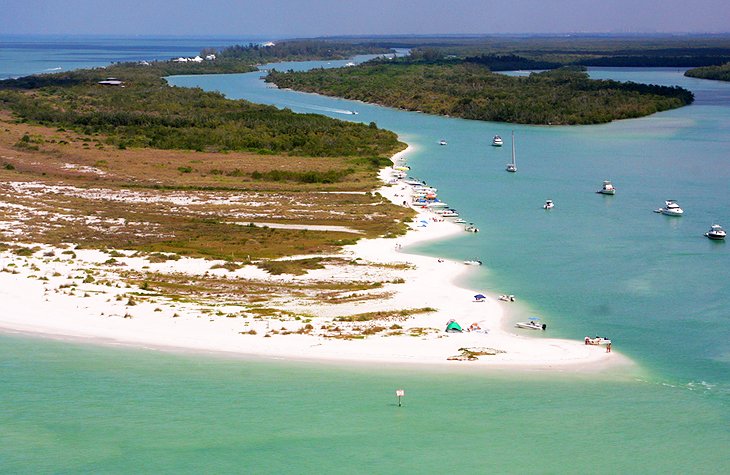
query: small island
[
  {"left": 267, "top": 58, "right": 694, "bottom": 125},
  {"left": 685, "top": 62, "right": 730, "bottom": 81}
]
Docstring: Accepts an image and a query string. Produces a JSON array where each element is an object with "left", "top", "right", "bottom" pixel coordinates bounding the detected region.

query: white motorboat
[
  {"left": 403, "top": 178, "right": 427, "bottom": 186},
  {"left": 492, "top": 135, "right": 503, "bottom": 147},
  {"left": 465, "top": 225, "right": 479, "bottom": 233},
  {"left": 543, "top": 199, "right": 554, "bottom": 209},
  {"left": 515, "top": 317, "right": 546, "bottom": 330},
  {"left": 654, "top": 200, "right": 683, "bottom": 216},
  {"left": 499, "top": 294, "right": 515, "bottom": 302},
  {"left": 438, "top": 209, "right": 459, "bottom": 217},
  {"left": 506, "top": 131, "right": 517, "bottom": 172},
  {"left": 597, "top": 180, "right": 616, "bottom": 195},
  {"left": 439, "top": 139, "right": 448, "bottom": 146},
  {"left": 464, "top": 259, "right": 483, "bottom": 266},
  {"left": 705, "top": 224, "right": 726, "bottom": 240},
  {"left": 454, "top": 218, "right": 467, "bottom": 224},
  {"left": 584, "top": 336, "right": 611, "bottom": 346}
]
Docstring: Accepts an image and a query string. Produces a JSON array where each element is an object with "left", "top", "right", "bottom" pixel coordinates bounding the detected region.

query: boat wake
[{"left": 280, "top": 101, "right": 359, "bottom": 116}]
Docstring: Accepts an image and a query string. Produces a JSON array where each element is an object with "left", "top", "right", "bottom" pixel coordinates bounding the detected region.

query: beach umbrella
[{"left": 474, "top": 294, "right": 486, "bottom": 300}]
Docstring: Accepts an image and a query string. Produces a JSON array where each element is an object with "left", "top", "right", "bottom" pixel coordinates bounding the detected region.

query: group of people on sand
[{"left": 467, "top": 322, "right": 484, "bottom": 332}]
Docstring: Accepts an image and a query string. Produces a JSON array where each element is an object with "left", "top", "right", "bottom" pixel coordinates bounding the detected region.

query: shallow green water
[
  {"left": 1, "top": 335, "right": 727, "bottom": 473},
  {"left": 1, "top": 41, "right": 729, "bottom": 472}
]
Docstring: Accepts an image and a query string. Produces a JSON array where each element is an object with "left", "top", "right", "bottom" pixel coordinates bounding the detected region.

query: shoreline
[{"left": 0, "top": 144, "right": 633, "bottom": 373}]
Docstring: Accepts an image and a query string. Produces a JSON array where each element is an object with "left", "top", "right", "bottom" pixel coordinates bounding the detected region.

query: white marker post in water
[{"left": 396, "top": 389, "right": 405, "bottom": 407}]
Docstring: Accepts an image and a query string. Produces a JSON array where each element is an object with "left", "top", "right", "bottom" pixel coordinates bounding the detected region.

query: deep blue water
[{"left": 0, "top": 35, "right": 269, "bottom": 79}]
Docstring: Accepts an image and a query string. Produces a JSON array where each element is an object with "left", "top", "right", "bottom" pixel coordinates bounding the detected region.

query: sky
[{"left": 3, "top": 0, "right": 729, "bottom": 37}]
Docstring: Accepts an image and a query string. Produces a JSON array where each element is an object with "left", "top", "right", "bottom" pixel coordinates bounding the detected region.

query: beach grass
[{"left": 0, "top": 112, "right": 412, "bottom": 262}]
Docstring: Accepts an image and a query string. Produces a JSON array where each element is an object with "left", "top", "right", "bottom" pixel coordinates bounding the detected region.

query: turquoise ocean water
[{"left": 1, "top": 38, "right": 728, "bottom": 472}]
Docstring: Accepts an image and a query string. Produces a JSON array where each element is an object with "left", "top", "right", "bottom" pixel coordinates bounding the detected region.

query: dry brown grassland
[{"left": 0, "top": 108, "right": 417, "bottom": 322}]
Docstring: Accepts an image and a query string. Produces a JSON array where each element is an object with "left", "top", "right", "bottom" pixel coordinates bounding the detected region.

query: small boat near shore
[
  {"left": 584, "top": 336, "right": 611, "bottom": 346},
  {"left": 597, "top": 180, "right": 616, "bottom": 195},
  {"left": 464, "top": 259, "right": 482, "bottom": 266},
  {"left": 654, "top": 200, "right": 683, "bottom": 216},
  {"left": 705, "top": 224, "right": 726, "bottom": 240},
  {"left": 437, "top": 209, "right": 459, "bottom": 217},
  {"left": 515, "top": 317, "right": 546, "bottom": 330},
  {"left": 465, "top": 224, "right": 479, "bottom": 233},
  {"left": 499, "top": 294, "right": 515, "bottom": 302}
]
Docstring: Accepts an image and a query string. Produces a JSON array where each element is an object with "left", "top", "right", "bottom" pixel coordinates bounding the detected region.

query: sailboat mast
[{"left": 511, "top": 131, "right": 515, "bottom": 166}]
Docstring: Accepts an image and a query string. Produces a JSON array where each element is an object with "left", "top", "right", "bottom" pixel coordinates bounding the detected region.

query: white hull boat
[
  {"left": 705, "top": 224, "right": 726, "bottom": 240},
  {"left": 515, "top": 319, "right": 546, "bottom": 330},
  {"left": 437, "top": 209, "right": 459, "bottom": 217},
  {"left": 597, "top": 180, "right": 616, "bottom": 195},
  {"left": 585, "top": 336, "right": 611, "bottom": 346},
  {"left": 506, "top": 131, "right": 517, "bottom": 172},
  {"left": 654, "top": 200, "right": 683, "bottom": 216}
]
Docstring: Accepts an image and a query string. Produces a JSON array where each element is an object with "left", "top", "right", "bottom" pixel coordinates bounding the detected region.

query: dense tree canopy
[
  {"left": 0, "top": 60, "right": 401, "bottom": 157},
  {"left": 685, "top": 63, "right": 730, "bottom": 81},
  {"left": 267, "top": 61, "right": 694, "bottom": 125},
  {"left": 217, "top": 41, "right": 391, "bottom": 62}
]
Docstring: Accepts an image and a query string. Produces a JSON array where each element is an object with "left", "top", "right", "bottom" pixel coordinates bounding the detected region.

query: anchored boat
[
  {"left": 506, "top": 131, "right": 517, "bottom": 172},
  {"left": 597, "top": 180, "right": 616, "bottom": 195},
  {"left": 654, "top": 200, "right": 683, "bottom": 216},
  {"left": 705, "top": 224, "right": 726, "bottom": 240}
]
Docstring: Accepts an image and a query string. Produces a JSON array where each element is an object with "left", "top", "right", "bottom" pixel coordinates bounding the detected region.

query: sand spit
[{"left": 0, "top": 145, "right": 630, "bottom": 371}]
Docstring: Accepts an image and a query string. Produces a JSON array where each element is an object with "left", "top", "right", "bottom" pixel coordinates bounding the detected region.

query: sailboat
[{"left": 506, "top": 131, "right": 517, "bottom": 172}]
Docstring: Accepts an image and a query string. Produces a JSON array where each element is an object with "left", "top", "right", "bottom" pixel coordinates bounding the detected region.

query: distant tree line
[
  {"left": 464, "top": 54, "right": 563, "bottom": 71},
  {"left": 217, "top": 41, "right": 391, "bottom": 62},
  {"left": 684, "top": 62, "right": 730, "bottom": 81},
  {"left": 575, "top": 56, "right": 730, "bottom": 67}
]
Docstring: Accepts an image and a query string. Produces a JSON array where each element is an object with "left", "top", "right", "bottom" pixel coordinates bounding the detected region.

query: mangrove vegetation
[
  {"left": 685, "top": 62, "right": 730, "bottom": 81},
  {"left": 267, "top": 60, "right": 694, "bottom": 125}
]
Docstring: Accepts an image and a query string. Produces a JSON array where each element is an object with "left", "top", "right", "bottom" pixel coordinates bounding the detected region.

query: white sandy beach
[{"left": 0, "top": 145, "right": 631, "bottom": 371}]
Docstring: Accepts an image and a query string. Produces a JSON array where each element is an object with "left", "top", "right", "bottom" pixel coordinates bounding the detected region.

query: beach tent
[{"left": 445, "top": 320, "right": 463, "bottom": 333}]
